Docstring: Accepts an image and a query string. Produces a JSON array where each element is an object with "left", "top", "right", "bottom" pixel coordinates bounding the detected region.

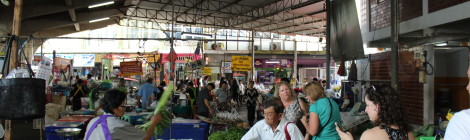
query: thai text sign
[
  {"left": 202, "top": 67, "right": 212, "bottom": 75},
  {"left": 231, "top": 56, "right": 252, "bottom": 71},
  {"left": 120, "top": 61, "right": 143, "bottom": 76}
]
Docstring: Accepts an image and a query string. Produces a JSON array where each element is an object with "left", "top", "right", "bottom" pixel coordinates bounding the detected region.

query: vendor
[
  {"left": 71, "top": 79, "right": 88, "bottom": 111},
  {"left": 84, "top": 90, "right": 162, "bottom": 140}
]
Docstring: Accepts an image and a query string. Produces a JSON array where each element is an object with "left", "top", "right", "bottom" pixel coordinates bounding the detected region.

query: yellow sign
[
  {"left": 231, "top": 56, "right": 252, "bottom": 71},
  {"left": 202, "top": 67, "right": 212, "bottom": 75},
  {"left": 147, "top": 54, "right": 160, "bottom": 63}
]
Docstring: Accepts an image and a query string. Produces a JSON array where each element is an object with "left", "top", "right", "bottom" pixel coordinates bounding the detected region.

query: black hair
[
  {"left": 263, "top": 97, "right": 284, "bottom": 114},
  {"left": 160, "top": 81, "right": 166, "bottom": 87},
  {"left": 87, "top": 74, "right": 93, "bottom": 79},
  {"left": 219, "top": 81, "right": 228, "bottom": 88},
  {"left": 77, "top": 79, "right": 83, "bottom": 84},
  {"left": 366, "top": 85, "right": 409, "bottom": 132},
  {"left": 312, "top": 78, "right": 318, "bottom": 81},
  {"left": 281, "top": 77, "right": 290, "bottom": 83},
  {"left": 187, "top": 82, "right": 194, "bottom": 86},
  {"left": 120, "top": 78, "right": 125, "bottom": 82},
  {"left": 101, "top": 89, "right": 127, "bottom": 114},
  {"left": 207, "top": 83, "right": 215, "bottom": 89},
  {"left": 322, "top": 80, "right": 327, "bottom": 84},
  {"left": 146, "top": 78, "right": 153, "bottom": 83}
]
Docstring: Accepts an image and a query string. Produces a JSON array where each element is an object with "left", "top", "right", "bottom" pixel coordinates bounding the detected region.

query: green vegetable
[
  {"left": 138, "top": 85, "right": 174, "bottom": 136},
  {"left": 209, "top": 127, "right": 247, "bottom": 140}
]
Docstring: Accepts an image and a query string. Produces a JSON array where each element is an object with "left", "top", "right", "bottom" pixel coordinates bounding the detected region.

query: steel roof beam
[
  {"left": 23, "top": 0, "right": 123, "bottom": 19},
  {"left": 253, "top": 9, "right": 326, "bottom": 30},
  {"left": 229, "top": 0, "right": 324, "bottom": 27}
]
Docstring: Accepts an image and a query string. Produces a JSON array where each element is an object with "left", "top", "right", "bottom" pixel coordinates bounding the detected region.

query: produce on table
[
  {"left": 209, "top": 127, "right": 247, "bottom": 140},
  {"left": 138, "top": 85, "right": 174, "bottom": 136}
]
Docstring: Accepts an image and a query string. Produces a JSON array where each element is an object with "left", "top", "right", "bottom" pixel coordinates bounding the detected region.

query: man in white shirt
[
  {"left": 242, "top": 97, "right": 304, "bottom": 140},
  {"left": 444, "top": 67, "right": 470, "bottom": 139}
]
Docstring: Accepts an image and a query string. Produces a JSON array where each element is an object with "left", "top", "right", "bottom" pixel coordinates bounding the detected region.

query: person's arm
[
  {"left": 204, "top": 98, "right": 213, "bottom": 116},
  {"left": 306, "top": 112, "right": 320, "bottom": 136},
  {"left": 241, "top": 122, "right": 261, "bottom": 140},
  {"left": 407, "top": 131, "right": 415, "bottom": 140},
  {"left": 444, "top": 112, "right": 468, "bottom": 140},
  {"left": 335, "top": 122, "right": 354, "bottom": 140},
  {"left": 143, "top": 112, "right": 163, "bottom": 140},
  {"left": 299, "top": 99, "right": 310, "bottom": 139}
]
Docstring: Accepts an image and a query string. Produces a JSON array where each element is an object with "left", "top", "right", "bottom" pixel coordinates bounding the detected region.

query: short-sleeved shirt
[
  {"left": 137, "top": 83, "right": 160, "bottom": 108},
  {"left": 84, "top": 113, "right": 145, "bottom": 140},
  {"left": 445, "top": 109, "right": 470, "bottom": 139},
  {"left": 197, "top": 87, "right": 211, "bottom": 114},
  {"left": 309, "top": 98, "right": 341, "bottom": 140},
  {"left": 215, "top": 89, "right": 229, "bottom": 103}
]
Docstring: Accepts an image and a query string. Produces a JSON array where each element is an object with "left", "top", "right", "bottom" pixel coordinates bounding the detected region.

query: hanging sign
[
  {"left": 231, "top": 56, "right": 252, "bottom": 71},
  {"left": 202, "top": 67, "right": 212, "bottom": 75},
  {"left": 120, "top": 61, "right": 143, "bottom": 76},
  {"left": 147, "top": 54, "right": 160, "bottom": 63},
  {"left": 222, "top": 62, "right": 232, "bottom": 73}
]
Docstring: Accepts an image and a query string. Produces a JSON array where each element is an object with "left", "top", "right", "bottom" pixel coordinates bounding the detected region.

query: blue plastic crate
[
  {"left": 157, "top": 122, "right": 209, "bottom": 140},
  {"left": 45, "top": 121, "right": 84, "bottom": 140}
]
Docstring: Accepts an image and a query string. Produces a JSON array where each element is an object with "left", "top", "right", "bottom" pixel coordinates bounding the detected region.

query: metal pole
[
  {"left": 326, "top": 0, "right": 331, "bottom": 89},
  {"left": 293, "top": 40, "right": 298, "bottom": 83},
  {"left": 251, "top": 30, "right": 255, "bottom": 81},
  {"left": 391, "top": 0, "right": 399, "bottom": 91}
]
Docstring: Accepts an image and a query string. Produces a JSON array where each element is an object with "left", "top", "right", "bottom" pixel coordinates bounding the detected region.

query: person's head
[
  {"left": 119, "top": 78, "right": 125, "bottom": 86},
  {"left": 87, "top": 74, "right": 93, "bottom": 79},
  {"left": 312, "top": 78, "right": 318, "bottom": 82},
  {"left": 220, "top": 81, "right": 228, "bottom": 90},
  {"left": 76, "top": 79, "right": 83, "bottom": 84},
  {"left": 248, "top": 81, "right": 255, "bottom": 89},
  {"left": 75, "top": 75, "right": 80, "bottom": 80},
  {"left": 207, "top": 83, "right": 215, "bottom": 91},
  {"left": 263, "top": 97, "right": 284, "bottom": 128},
  {"left": 281, "top": 77, "right": 290, "bottom": 83},
  {"left": 101, "top": 90, "right": 127, "bottom": 117},
  {"left": 321, "top": 80, "right": 327, "bottom": 86},
  {"left": 187, "top": 82, "right": 194, "bottom": 87},
  {"left": 146, "top": 78, "right": 153, "bottom": 84},
  {"left": 302, "top": 82, "right": 325, "bottom": 102},
  {"left": 203, "top": 75, "right": 209, "bottom": 80},
  {"left": 160, "top": 81, "right": 166, "bottom": 87},
  {"left": 365, "top": 85, "right": 408, "bottom": 132},
  {"left": 274, "top": 81, "right": 295, "bottom": 102}
]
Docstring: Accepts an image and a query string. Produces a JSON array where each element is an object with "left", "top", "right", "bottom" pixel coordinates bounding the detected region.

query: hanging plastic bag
[{"left": 5, "top": 68, "right": 31, "bottom": 79}]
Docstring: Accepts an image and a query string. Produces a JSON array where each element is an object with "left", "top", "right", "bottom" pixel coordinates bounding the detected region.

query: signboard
[
  {"left": 190, "top": 60, "right": 205, "bottom": 69},
  {"left": 147, "top": 54, "right": 160, "bottom": 63},
  {"left": 231, "top": 56, "right": 252, "bottom": 71},
  {"left": 120, "top": 61, "right": 143, "bottom": 76},
  {"left": 222, "top": 62, "right": 232, "bottom": 73},
  {"left": 73, "top": 54, "right": 95, "bottom": 67},
  {"left": 202, "top": 67, "right": 212, "bottom": 75},
  {"left": 194, "top": 69, "right": 202, "bottom": 78}
]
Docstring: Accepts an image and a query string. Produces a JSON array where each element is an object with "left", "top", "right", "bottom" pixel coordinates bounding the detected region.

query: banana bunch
[
  {"left": 138, "top": 85, "right": 174, "bottom": 136},
  {"left": 446, "top": 109, "right": 454, "bottom": 121}
]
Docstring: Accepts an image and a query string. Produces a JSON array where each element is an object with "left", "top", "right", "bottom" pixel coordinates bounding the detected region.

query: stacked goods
[{"left": 209, "top": 127, "right": 247, "bottom": 140}]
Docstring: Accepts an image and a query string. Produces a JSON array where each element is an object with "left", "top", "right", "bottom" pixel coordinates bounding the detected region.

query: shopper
[
  {"left": 335, "top": 85, "right": 415, "bottom": 140},
  {"left": 214, "top": 81, "right": 230, "bottom": 111},
  {"left": 116, "top": 78, "right": 128, "bottom": 93},
  {"left": 242, "top": 97, "right": 304, "bottom": 140},
  {"left": 186, "top": 82, "right": 197, "bottom": 118},
  {"left": 245, "top": 81, "right": 259, "bottom": 126},
  {"left": 71, "top": 79, "right": 89, "bottom": 111},
  {"left": 197, "top": 83, "right": 215, "bottom": 118},
  {"left": 137, "top": 78, "right": 160, "bottom": 109},
  {"left": 444, "top": 67, "right": 470, "bottom": 139},
  {"left": 274, "top": 81, "right": 309, "bottom": 137},
  {"left": 84, "top": 90, "right": 163, "bottom": 140},
  {"left": 230, "top": 79, "right": 241, "bottom": 107},
  {"left": 302, "top": 82, "right": 341, "bottom": 140}
]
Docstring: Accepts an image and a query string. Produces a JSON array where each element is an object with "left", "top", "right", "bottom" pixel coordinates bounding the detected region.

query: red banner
[{"left": 120, "top": 61, "right": 143, "bottom": 76}]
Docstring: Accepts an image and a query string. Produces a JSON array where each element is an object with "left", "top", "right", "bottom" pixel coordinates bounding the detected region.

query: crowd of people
[{"left": 77, "top": 69, "right": 470, "bottom": 140}]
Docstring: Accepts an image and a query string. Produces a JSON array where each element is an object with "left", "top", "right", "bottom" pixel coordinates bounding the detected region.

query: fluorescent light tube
[
  {"left": 88, "top": 1, "right": 114, "bottom": 8},
  {"left": 89, "top": 17, "right": 110, "bottom": 23}
]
